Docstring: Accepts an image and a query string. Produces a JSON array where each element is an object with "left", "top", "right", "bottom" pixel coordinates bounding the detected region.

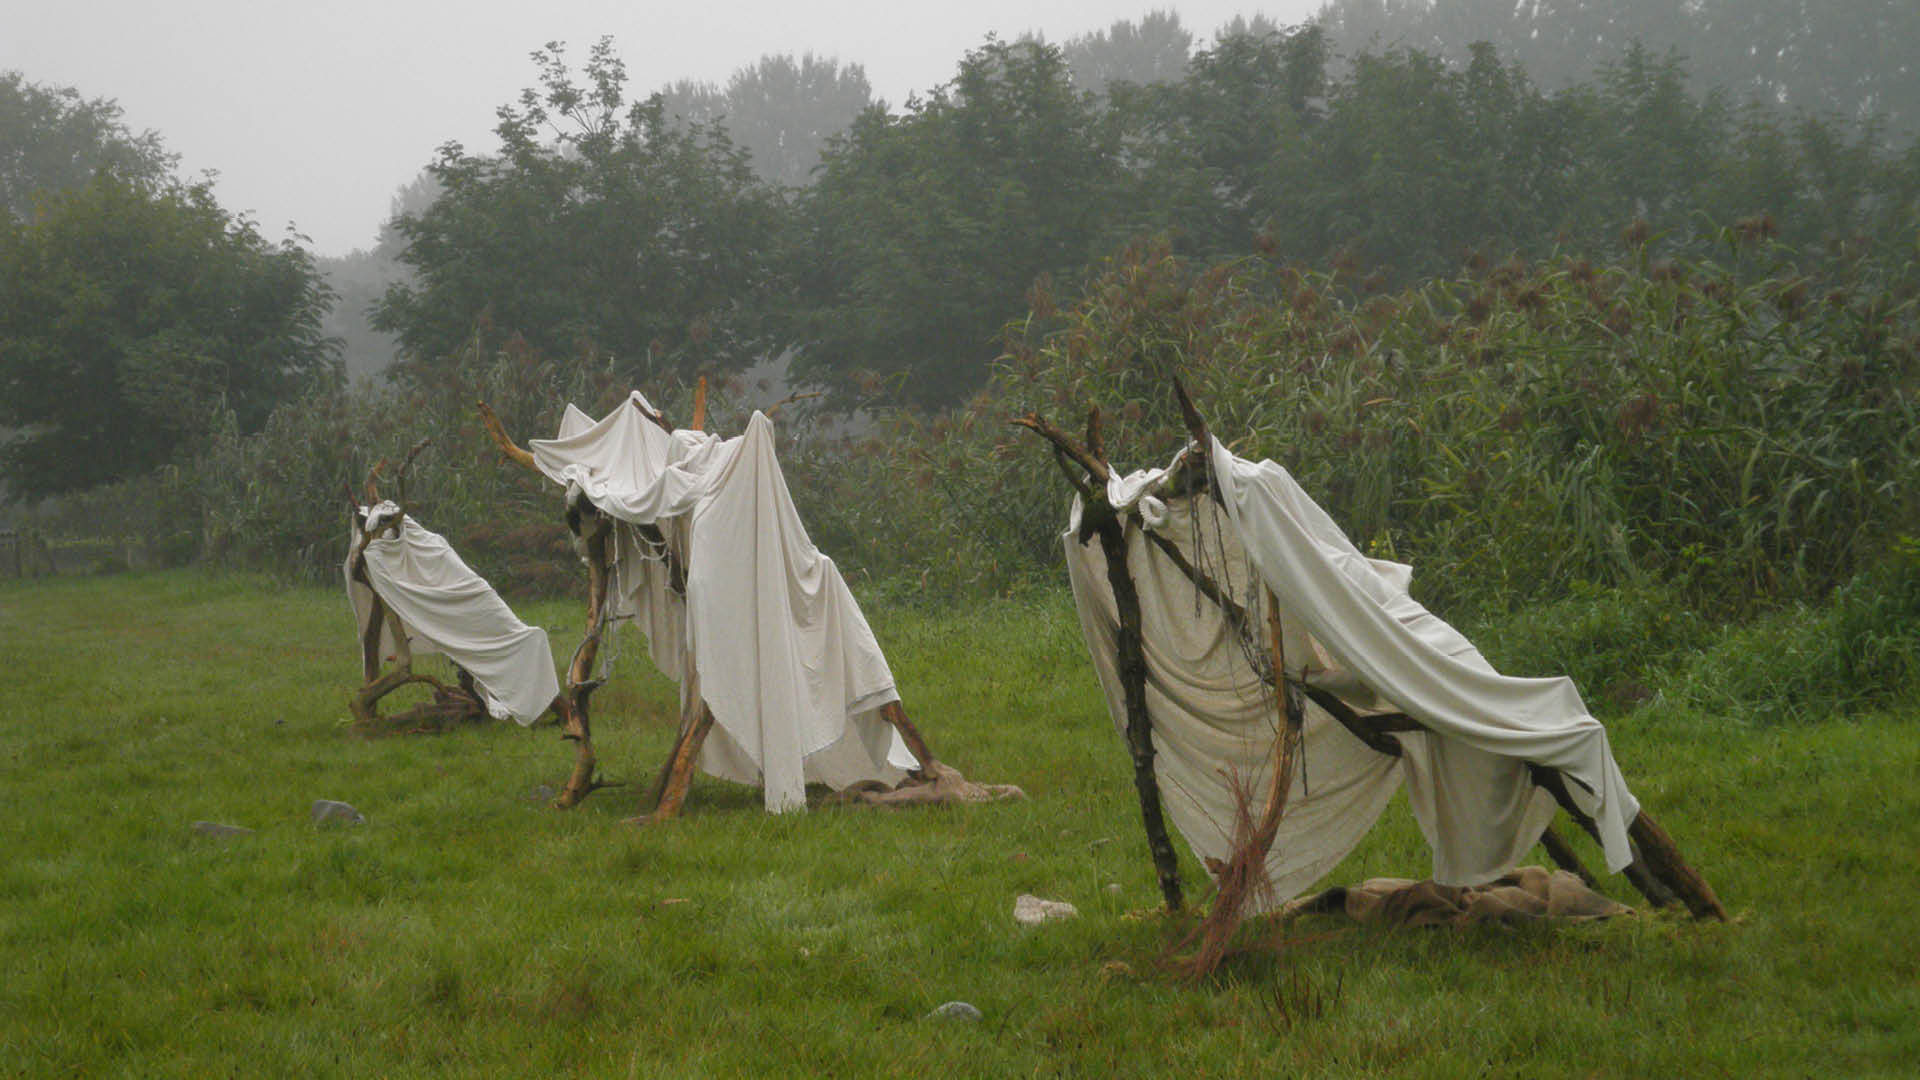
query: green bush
[
  {"left": 801, "top": 232, "right": 1920, "bottom": 620},
  {"left": 1659, "top": 538, "right": 1920, "bottom": 723}
]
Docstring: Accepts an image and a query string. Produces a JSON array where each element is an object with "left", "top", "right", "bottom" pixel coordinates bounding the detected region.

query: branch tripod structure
[
  {"left": 345, "top": 438, "right": 572, "bottom": 738},
  {"left": 480, "top": 380, "right": 1016, "bottom": 819},
  {"left": 1015, "top": 379, "right": 1724, "bottom": 972}
]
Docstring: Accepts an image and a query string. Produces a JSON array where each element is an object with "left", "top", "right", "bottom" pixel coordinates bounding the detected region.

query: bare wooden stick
[
  {"left": 763, "top": 390, "right": 823, "bottom": 419},
  {"left": 554, "top": 511, "right": 614, "bottom": 808},
  {"left": 476, "top": 401, "right": 540, "bottom": 471},
  {"left": 880, "top": 700, "right": 939, "bottom": 776},
  {"left": 1538, "top": 823, "right": 1600, "bottom": 888},
  {"left": 1629, "top": 809, "right": 1728, "bottom": 920},
  {"left": 631, "top": 394, "right": 674, "bottom": 434},
  {"left": 1528, "top": 764, "right": 1676, "bottom": 910},
  {"left": 689, "top": 375, "right": 708, "bottom": 432},
  {"left": 1011, "top": 413, "right": 1111, "bottom": 484},
  {"left": 645, "top": 704, "right": 716, "bottom": 822},
  {"left": 1097, "top": 514, "right": 1185, "bottom": 913}
]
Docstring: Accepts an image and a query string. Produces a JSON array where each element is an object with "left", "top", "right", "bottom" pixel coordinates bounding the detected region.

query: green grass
[{"left": 1, "top": 571, "right": 1916, "bottom": 1076}]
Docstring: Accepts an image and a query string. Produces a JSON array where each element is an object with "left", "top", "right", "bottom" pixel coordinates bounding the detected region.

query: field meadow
[{"left": 1, "top": 570, "right": 1916, "bottom": 1076}]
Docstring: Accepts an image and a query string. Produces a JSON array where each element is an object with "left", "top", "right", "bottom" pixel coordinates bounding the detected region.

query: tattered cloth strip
[
  {"left": 1282, "top": 866, "right": 1629, "bottom": 927},
  {"left": 825, "top": 762, "right": 1026, "bottom": 808}
]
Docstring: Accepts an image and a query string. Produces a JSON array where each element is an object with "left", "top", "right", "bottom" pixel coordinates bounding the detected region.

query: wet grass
[{"left": 0, "top": 570, "right": 1915, "bottom": 1076}]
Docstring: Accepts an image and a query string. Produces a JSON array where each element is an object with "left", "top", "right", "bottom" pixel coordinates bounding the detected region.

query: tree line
[
  {"left": 6, "top": 6, "right": 1919, "bottom": 507},
  {"left": 381, "top": 24, "right": 1920, "bottom": 412}
]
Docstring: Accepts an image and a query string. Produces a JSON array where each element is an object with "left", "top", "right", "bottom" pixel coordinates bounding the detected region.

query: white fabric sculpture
[
  {"left": 1065, "top": 438, "right": 1640, "bottom": 912},
  {"left": 346, "top": 502, "right": 561, "bottom": 724},
  {"left": 528, "top": 393, "right": 914, "bottom": 812}
]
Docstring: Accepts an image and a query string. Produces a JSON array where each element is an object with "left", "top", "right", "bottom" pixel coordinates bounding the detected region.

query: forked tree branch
[{"left": 477, "top": 401, "right": 541, "bottom": 472}]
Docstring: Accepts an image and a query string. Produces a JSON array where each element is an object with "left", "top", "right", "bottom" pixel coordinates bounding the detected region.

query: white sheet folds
[
  {"left": 1065, "top": 439, "right": 1639, "bottom": 912},
  {"left": 347, "top": 504, "right": 560, "bottom": 724},
  {"left": 528, "top": 393, "right": 912, "bottom": 812}
]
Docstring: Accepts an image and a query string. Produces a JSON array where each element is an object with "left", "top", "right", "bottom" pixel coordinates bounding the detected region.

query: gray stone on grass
[
  {"left": 527, "top": 783, "right": 556, "bottom": 804},
  {"left": 927, "top": 1001, "right": 983, "bottom": 1022},
  {"left": 191, "top": 821, "right": 254, "bottom": 837},
  {"left": 1013, "top": 893, "right": 1079, "bottom": 925},
  {"left": 312, "top": 800, "right": 366, "bottom": 826}
]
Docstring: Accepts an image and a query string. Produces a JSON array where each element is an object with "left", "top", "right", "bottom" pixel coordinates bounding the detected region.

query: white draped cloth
[
  {"left": 1065, "top": 439, "right": 1639, "bottom": 912},
  {"left": 529, "top": 392, "right": 913, "bottom": 812},
  {"left": 346, "top": 503, "right": 560, "bottom": 724}
]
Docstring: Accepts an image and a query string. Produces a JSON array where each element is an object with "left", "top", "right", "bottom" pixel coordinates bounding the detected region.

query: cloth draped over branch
[
  {"left": 529, "top": 391, "right": 913, "bottom": 812},
  {"left": 346, "top": 502, "right": 560, "bottom": 724},
  {"left": 1066, "top": 437, "right": 1640, "bottom": 913}
]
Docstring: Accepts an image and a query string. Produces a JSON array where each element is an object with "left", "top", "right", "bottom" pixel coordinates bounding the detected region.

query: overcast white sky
[{"left": 7, "top": 1, "right": 1320, "bottom": 256}]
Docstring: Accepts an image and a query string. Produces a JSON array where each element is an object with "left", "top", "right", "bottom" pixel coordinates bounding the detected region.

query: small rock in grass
[
  {"left": 1014, "top": 894, "right": 1079, "bottom": 925},
  {"left": 191, "top": 821, "right": 254, "bottom": 837},
  {"left": 927, "top": 1001, "right": 983, "bottom": 1022},
  {"left": 312, "top": 800, "right": 366, "bottom": 826},
  {"left": 527, "top": 783, "right": 556, "bottom": 803}
]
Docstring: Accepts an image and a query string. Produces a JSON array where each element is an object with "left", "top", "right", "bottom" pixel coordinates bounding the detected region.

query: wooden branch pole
[
  {"left": 1013, "top": 408, "right": 1183, "bottom": 911},
  {"left": 1528, "top": 764, "right": 1679, "bottom": 910},
  {"left": 1101, "top": 515, "right": 1186, "bottom": 914},
  {"left": 646, "top": 701, "right": 716, "bottom": 822},
  {"left": 554, "top": 507, "right": 614, "bottom": 808},
  {"left": 476, "top": 401, "right": 539, "bottom": 471},
  {"left": 1537, "top": 823, "right": 1600, "bottom": 888},
  {"left": 880, "top": 700, "right": 940, "bottom": 776},
  {"left": 689, "top": 375, "right": 708, "bottom": 432},
  {"left": 1628, "top": 809, "right": 1728, "bottom": 920}
]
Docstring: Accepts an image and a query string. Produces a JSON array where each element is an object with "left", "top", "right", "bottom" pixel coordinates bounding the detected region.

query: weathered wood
[
  {"left": 631, "top": 394, "right": 674, "bottom": 434},
  {"left": 358, "top": 588, "right": 387, "bottom": 684},
  {"left": 348, "top": 667, "right": 483, "bottom": 730},
  {"left": 689, "top": 375, "right": 708, "bottom": 432},
  {"left": 555, "top": 510, "right": 614, "bottom": 808},
  {"left": 1629, "top": 809, "right": 1729, "bottom": 920},
  {"left": 1011, "top": 413, "right": 1111, "bottom": 484},
  {"left": 1537, "top": 823, "right": 1600, "bottom": 888},
  {"left": 645, "top": 704, "right": 716, "bottom": 822},
  {"left": 880, "top": 700, "right": 939, "bottom": 776},
  {"left": 1095, "top": 514, "right": 1185, "bottom": 913},
  {"left": 1527, "top": 763, "right": 1677, "bottom": 910},
  {"left": 476, "top": 401, "right": 540, "bottom": 471}
]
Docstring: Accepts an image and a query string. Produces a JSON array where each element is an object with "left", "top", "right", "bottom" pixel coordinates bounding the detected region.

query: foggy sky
[{"left": 6, "top": 0, "right": 1317, "bottom": 256}]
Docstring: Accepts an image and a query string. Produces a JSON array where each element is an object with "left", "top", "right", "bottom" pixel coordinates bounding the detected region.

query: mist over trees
[
  {"left": 314, "top": 172, "right": 438, "bottom": 380},
  {"left": 1, "top": 71, "right": 175, "bottom": 221},
  {"left": 375, "top": 39, "right": 784, "bottom": 388},
  {"left": 1058, "top": 10, "right": 1195, "bottom": 98},
  {"left": 0, "top": 72, "right": 338, "bottom": 499},
  {"left": 656, "top": 54, "right": 875, "bottom": 188},
  {"left": 357, "top": 18, "right": 1918, "bottom": 412},
  {"left": 1315, "top": 0, "right": 1920, "bottom": 140},
  {"left": 7, "top": 4, "right": 1920, "bottom": 554},
  {"left": 0, "top": 172, "right": 337, "bottom": 497}
]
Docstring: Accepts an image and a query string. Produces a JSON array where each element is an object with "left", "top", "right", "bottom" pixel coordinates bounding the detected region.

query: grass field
[{"left": 2, "top": 571, "right": 1916, "bottom": 1076}]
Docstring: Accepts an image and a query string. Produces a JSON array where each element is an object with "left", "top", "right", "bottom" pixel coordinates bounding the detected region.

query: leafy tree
[
  {"left": 792, "top": 38, "right": 1121, "bottom": 406},
  {"left": 659, "top": 55, "right": 874, "bottom": 188},
  {"left": 376, "top": 39, "right": 784, "bottom": 385},
  {"left": 1060, "top": 11, "right": 1194, "bottom": 100},
  {"left": 1316, "top": 0, "right": 1919, "bottom": 141},
  {"left": 1, "top": 71, "right": 174, "bottom": 222},
  {"left": 0, "top": 174, "right": 337, "bottom": 498},
  {"left": 1107, "top": 23, "right": 1330, "bottom": 256}
]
